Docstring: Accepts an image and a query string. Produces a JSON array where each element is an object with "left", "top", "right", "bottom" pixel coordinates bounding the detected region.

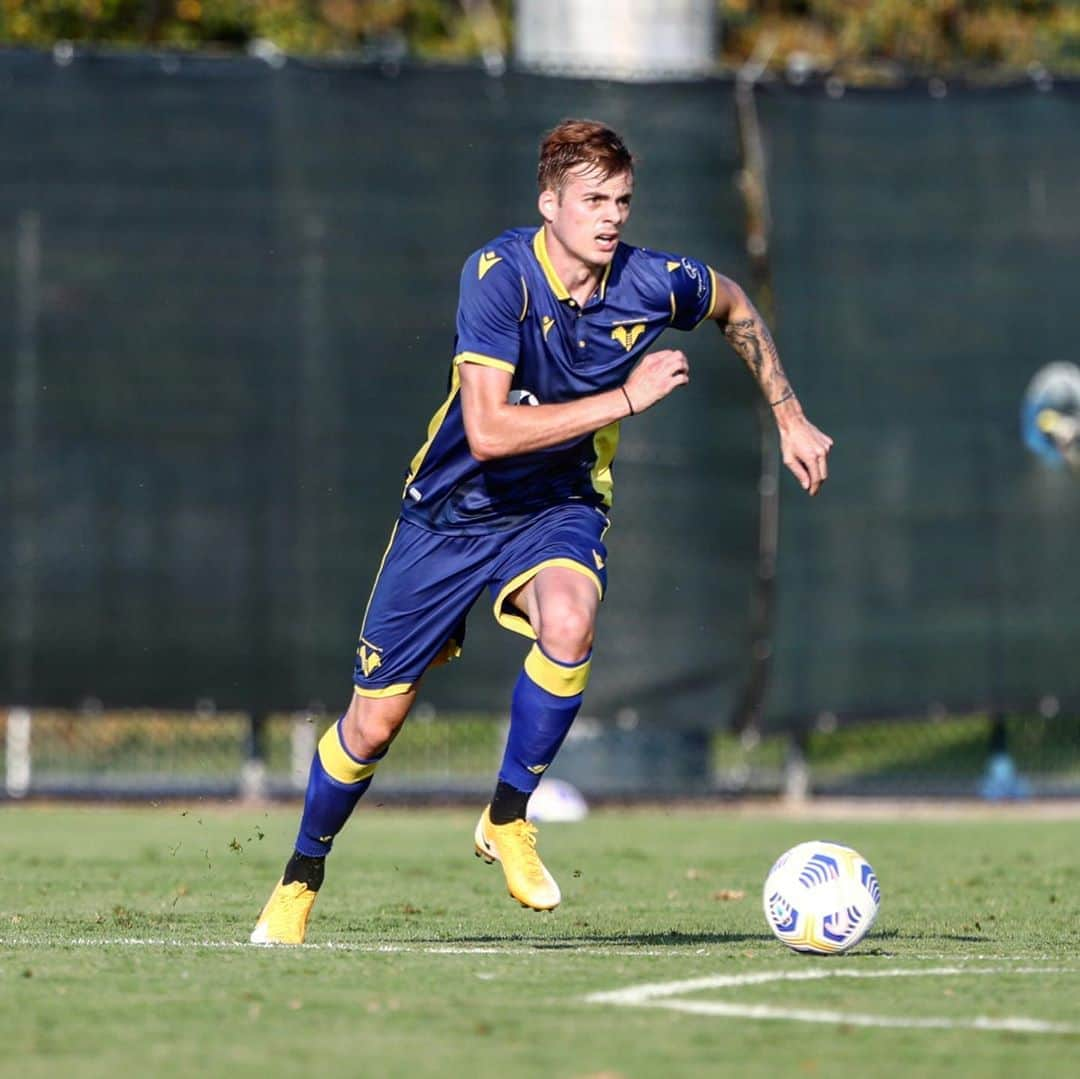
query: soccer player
[{"left": 251, "top": 119, "right": 832, "bottom": 944}]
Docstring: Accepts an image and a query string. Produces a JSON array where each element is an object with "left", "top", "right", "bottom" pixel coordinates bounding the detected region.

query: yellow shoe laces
[{"left": 507, "top": 820, "right": 547, "bottom": 883}]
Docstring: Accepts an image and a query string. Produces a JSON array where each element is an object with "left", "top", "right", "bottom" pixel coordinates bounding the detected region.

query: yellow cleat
[
  {"left": 249, "top": 879, "right": 318, "bottom": 944},
  {"left": 473, "top": 805, "right": 561, "bottom": 911}
]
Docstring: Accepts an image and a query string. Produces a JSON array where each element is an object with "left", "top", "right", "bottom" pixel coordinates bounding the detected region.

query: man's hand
[
  {"left": 622, "top": 349, "right": 690, "bottom": 414},
  {"left": 775, "top": 402, "right": 833, "bottom": 496}
]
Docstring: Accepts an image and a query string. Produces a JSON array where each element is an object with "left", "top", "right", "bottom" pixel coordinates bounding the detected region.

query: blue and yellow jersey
[{"left": 400, "top": 226, "right": 719, "bottom": 534}]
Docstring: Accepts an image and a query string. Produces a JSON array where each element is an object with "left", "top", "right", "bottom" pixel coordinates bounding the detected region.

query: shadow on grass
[
  {"left": 883, "top": 932, "right": 991, "bottom": 943},
  {"left": 394, "top": 925, "right": 996, "bottom": 951},
  {"left": 403, "top": 930, "right": 779, "bottom": 948}
]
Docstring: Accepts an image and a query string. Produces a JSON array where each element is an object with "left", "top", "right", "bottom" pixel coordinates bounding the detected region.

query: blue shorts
[{"left": 352, "top": 503, "right": 609, "bottom": 697}]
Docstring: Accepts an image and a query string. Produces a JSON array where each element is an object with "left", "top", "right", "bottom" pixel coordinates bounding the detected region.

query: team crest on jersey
[
  {"left": 357, "top": 639, "right": 383, "bottom": 678},
  {"left": 611, "top": 323, "right": 646, "bottom": 351}
]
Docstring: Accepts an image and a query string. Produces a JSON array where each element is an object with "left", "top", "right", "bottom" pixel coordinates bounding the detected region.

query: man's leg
[
  {"left": 251, "top": 690, "right": 414, "bottom": 944},
  {"left": 475, "top": 565, "right": 598, "bottom": 910},
  {"left": 495, "top": 565, "right": 596, "bottom": 812},
  {"left": 251, "top": 516, "right": 483, "bottom": 943},
  {"left": 290, "top": 688, "right": 416, "bottom": 873}
]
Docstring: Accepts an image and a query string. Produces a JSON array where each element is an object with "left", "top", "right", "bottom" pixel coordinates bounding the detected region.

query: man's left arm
[{"left": 710, "top": 272, "right": 834, "bottom": 496}]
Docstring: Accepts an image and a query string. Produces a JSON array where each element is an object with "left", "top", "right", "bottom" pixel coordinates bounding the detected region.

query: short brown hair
[{"left": 537, "top": 119, "right": 635, "bottom": 193}]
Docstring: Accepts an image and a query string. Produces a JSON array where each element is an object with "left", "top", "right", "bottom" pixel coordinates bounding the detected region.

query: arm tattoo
[{"left": 722, "top": 316, "right": 792, "bottom": 403}]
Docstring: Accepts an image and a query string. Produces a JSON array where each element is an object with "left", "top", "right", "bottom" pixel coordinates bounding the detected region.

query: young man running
[{"left": 251, "top": 119, "right": 832, "bottom": 944}]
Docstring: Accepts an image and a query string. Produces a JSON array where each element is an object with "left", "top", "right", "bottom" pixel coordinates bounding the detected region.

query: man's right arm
[
  {"left": 456, "top": 249, "right": 691, "bottom": 461},
  {"left": 459, "top": 350, "right": 689, "bottom": 460}
]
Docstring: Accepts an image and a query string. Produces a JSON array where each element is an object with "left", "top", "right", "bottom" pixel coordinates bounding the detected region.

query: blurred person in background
[{"left": 1022, "top": 362, "right": 1080, "bottom": 472}]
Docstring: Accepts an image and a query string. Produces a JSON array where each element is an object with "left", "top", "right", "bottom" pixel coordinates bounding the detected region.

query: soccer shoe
[
  {"left": 249, "top": 879, "right": 318, "bottom": 944},
  {"left": 473, "top": 805, "right": 561, "bottom": 911}
]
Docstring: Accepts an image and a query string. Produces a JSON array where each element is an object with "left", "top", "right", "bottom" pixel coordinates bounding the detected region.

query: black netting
[
  {"left": 0, "top": 53, "right": 755, "bottom": 722},
  {"left": 761, "top": 83, "right": 1080, "bottom": 724}
]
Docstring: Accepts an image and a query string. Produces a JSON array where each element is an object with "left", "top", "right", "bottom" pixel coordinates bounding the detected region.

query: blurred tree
[
  {"left": 0, "top": 0, "right": 1076, "bottom": 75},
  {"left": 720, "top": 1, "right": 1080, "bottom": 76}
]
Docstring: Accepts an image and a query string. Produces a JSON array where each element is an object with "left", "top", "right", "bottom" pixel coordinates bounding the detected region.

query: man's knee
[
  {"left": 343, "top": 690, "right": 413, "bottom": 757},
  {"left": 536, "top": 602, "right": 595, "bottom": 662}
]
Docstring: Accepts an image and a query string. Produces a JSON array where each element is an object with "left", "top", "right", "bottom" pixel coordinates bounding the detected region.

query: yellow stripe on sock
[
  {"left": 318, "top": 724, "right": 380, "bottom": 785},
  {"left": 523, "top": 643, "right": 591, "bottom": 697}
]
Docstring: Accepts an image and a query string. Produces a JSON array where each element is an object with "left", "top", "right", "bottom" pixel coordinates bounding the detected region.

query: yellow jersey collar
[{"left": 532, "top": 227, "right": 612, "bottom": 305}]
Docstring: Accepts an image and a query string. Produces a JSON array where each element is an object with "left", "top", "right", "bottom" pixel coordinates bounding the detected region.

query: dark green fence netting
[
  {"left": 761, "top": 82, "right": 1080, "bottom": 726},
  {"left": 0, "top": 52, "right": 756, "bottom": 722}
]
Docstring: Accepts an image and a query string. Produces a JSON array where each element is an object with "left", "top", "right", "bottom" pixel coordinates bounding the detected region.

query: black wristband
[
  {"left": 621, "top": 385, "right": 635, "bottom": 416},
  {"left": 770, "top": 389, "right": 795, "bottom": 408}
]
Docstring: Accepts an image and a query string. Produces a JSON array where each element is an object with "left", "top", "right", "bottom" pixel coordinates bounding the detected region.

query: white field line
[
  {"left": 5, "top": 935, "right": 1078, "bottom": 1033},
  {"left": 0, "top": 937, "right": 1075, "bottom": 967},
  {"left": 586, "top": 966, "right": 1080, "bottom": 1035},
  {"left": 0, "top": 935, "right": 721, "bottom": 958},
  {"left": 645, "top": 999, "right": 1080, "bottom": 1034}
]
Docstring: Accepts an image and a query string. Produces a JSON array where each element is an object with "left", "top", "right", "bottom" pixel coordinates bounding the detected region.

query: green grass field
[{"left": 2, "top": 803, "right": 1078, "bottom": 1078}]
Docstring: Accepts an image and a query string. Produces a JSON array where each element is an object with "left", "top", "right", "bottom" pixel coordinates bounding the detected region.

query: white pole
[
  {"left": 783, "top": 733, "right": 809, "bottom": 804},
  {"left": 5, "top": 708, "right": 32, "bottom": 798},
  {"left": 291, "top": 717, "right": 317, "bottom": 791}
]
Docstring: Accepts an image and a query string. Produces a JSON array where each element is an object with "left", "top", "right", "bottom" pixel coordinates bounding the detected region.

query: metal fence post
[
  {"left": 5, "top": 709, "right": 32, "bottom": 798},
  {"left": 241, "top": 712, "right": 269, "bottom": 802},
  {"left": 783, "top": 730, "right": 810, "bottom": 804}
]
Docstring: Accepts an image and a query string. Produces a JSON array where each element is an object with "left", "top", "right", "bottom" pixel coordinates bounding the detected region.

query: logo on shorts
[
  {"left": 611, "top": 323, "right": 646, "bottom": 351},
  {"left": 592, "top": 549, "right": 605, "bottom": 570},
  {"left": 357, "top": 639, "right": 383, "bottom": 678},
  {"left": 526, "top": 763, "right": 549, "bottom": 775}
]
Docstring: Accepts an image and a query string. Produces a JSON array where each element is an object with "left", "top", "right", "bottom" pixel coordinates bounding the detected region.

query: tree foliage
[
  {"left": 0, "top": 0, "right": 509, "bottom": 57},
  {"left": 721, "top": 1, "right": 1080, "bottom": 76},
  {"left": 0, "top": 1, "right": 1077, "bottom": 74}
]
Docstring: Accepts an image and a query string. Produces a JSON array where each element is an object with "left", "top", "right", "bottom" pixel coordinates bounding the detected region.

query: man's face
[{"left": 539, "top": 165, "right": 634, "bottom": 269}]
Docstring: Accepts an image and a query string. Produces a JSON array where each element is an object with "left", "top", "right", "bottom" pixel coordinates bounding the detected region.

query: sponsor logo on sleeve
[{"left": 681, "top": 257, "right": 707, "bottom": 299}]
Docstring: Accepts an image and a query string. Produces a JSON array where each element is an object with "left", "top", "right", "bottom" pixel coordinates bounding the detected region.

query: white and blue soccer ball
[{"left": 763, "top": 841, "right": 880, "bottom": 955}]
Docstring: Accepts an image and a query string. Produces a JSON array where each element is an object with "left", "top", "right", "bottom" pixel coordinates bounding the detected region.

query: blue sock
[
  {"left": 295, "top": 717, "right": 383, "bottom": 857},
  {"left": 498, "top": 643, "right": 591, "bottom": 794}
]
